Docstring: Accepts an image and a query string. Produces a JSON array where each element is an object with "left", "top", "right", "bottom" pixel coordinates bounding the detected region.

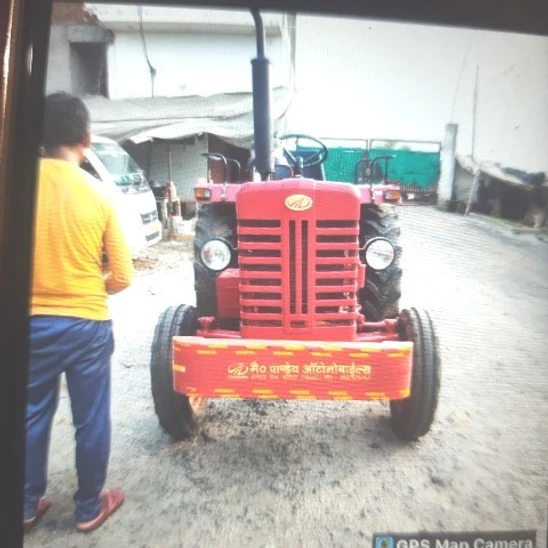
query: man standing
[{"left": 24, "top": 93, "right": 134, "bottom": 533}]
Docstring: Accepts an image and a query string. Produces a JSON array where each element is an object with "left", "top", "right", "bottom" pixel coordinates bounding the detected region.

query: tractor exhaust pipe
[{"left": 251, "top": 9, "right": 273, "bottom": 181}]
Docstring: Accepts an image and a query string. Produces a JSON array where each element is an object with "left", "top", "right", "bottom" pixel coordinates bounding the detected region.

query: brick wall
[{"left": 51, "top": 2, "right": 97, "bottom": 24}]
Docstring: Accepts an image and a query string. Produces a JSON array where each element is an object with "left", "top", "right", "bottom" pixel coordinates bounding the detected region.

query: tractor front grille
[
  {"left": 238, "top": 217, "right": 360, "bottom": 339},
  {"left": 239, "top": 219, "right": 283, "bottom": 328},
  {"left": 314, "top": 220, "right": 359, "bottom": 329}
]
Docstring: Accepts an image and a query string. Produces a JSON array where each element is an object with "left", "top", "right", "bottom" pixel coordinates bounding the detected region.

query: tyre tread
[
  {"left": 359, "top": 204, "right": 402, "bottom": 320},
  {"left": 193, "top": 204, "right": 237, "bottom": 317},
  {"left": 150, "top": 305, "right": 201, "bottom": 440},
  {"left": 390, "top": 308, "right": 441, "bottom": 440}
]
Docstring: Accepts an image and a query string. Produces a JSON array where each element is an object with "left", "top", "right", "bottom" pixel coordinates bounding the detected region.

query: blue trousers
[{"left": 24, "top": 316, "right": 114, "bottom": 523}]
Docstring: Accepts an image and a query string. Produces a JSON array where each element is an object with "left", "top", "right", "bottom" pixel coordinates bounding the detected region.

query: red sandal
[
  {"left": 76, "top": 488, "right": 125, "bottom": 533},
  {"left": 23, "top": 497, "right": 52, "bottom": 532}
]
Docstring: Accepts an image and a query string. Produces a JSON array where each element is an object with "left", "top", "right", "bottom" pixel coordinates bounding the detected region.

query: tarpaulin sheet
[
  {"left": 456, "top": 154, "right": 548, "bottom": 190},
  {"left": 85, "top": 86, "right": 295, "bottom": 147}
]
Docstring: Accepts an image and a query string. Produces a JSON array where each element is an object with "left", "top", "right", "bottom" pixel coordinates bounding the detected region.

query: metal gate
[
  {"left": 369, "top": 139, "right": 441, "bottom": 197},
  {"left": 315, "top": 138, "right": 441, "bottom": 198}
]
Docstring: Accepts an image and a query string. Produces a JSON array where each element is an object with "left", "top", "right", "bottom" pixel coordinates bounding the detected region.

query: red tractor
[{"left": 150, "top": 9, "right": 440, "bottom": 442}]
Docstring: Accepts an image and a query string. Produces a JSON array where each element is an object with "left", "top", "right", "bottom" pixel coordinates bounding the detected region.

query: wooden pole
[
  {"left": 167, "top": 142, "right": 173, "bottom": 181},
  {"left": 465, "top": 167, "right": 481, "bottom": 215},
  {"left": 471, "top": 65, "right": 479, "bottom": 161}
]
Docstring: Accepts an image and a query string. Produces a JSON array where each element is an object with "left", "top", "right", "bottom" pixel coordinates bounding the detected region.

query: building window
[{"left": 70, "top": 42, "right": 108, "bottom": 97}]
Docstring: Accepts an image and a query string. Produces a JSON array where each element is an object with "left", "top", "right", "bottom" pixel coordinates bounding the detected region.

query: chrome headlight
[
  {"left": 364, "top": 237, "right": 395, "bottom": 271},
  {"left": 200, "top": 238, "right": 232, "bottom": 272}
]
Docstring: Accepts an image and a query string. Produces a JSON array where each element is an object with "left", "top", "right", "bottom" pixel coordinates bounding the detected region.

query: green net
[
  {"left": 369, "top": 148, "right": 440, "bottom": 189},
  {"left": 294, "top": 145, "right": 440, "bottom": 189}
]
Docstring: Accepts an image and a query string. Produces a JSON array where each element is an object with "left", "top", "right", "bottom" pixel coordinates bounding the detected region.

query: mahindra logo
[
  {"left": 228, "top": 363, "right": 249, "bottom": 377},
  {"left": 285, "top": 194, "right": 313, "bottom": 211}
]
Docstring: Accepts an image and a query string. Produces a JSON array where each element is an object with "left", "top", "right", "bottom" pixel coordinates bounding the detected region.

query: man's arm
[{"left": 103, "top": 204, "right": 134, "bottom": 295}]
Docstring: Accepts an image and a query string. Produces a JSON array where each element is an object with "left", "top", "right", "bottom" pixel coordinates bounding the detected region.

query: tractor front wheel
[
  {"left": 194, "top": 203, "right": 237, "bottom": 318},
  {"left": 390, "top": 308, "right": 441, "bottom": 440},
  {"left": 359, "top": 204, "right": 402, "bottom": 320},
  {"left": 150, "top": 304, "right": 206, "bottom": 440}
]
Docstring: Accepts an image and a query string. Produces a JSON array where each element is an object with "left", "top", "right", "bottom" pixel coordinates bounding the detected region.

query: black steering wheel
[{"left": 277, "top": 134, "right": 329, "bottom": 169}]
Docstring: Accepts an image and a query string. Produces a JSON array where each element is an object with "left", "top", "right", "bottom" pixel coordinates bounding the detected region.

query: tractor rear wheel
[
  {"left": 359, "top": 204, "right": 402, "bottom": 320},
  {"left": 150, "top": 304, "right": 206, "bottom": 440},
  {"left": 193, "top": 203, "right": 237, "bottom": 317},
  {"left": 390, "top": 308, "right": 441, "bottom": 440}
]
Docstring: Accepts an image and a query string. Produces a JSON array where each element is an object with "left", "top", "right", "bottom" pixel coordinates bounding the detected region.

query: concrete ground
[{"left": 24, "top": 206, "right": 548, "bottom": 548}]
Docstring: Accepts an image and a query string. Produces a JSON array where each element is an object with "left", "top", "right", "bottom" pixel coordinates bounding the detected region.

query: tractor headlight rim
[
  {"left": 364, "top": 237, "right": 395, "bottom": 271},
  {"left": 200, "top": 238, "right": 232, "bottom": 272}
]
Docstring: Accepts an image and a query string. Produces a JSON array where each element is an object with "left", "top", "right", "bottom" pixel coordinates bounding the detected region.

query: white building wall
[
  {"left": 288, "top": 14, "right": 548, "bottom": 172},
  {"left": 45, "top": 26, "right": 72, "bottom": 94},
  {"left": 149, "top": 138, "right": 208, "bottom": 203},
  {"left": 454, "top": 167, "right": 477, "bottom": 203},
  {"left": 87, "top": 5, "right": 292, "bottom": 100},
  {"left": 126, "top": 137, "right": 208, "bottom": 203},
  {"left": 106, "top": 31, "right": 287, "bottom": 99},
  {"left": 86, "top": 5, "right": 285, "bottom": 33}
]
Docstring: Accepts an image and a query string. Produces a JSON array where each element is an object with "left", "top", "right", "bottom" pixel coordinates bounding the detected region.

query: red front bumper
[{"left": 173, "top": 337, "right": 413, "bottom": 401}]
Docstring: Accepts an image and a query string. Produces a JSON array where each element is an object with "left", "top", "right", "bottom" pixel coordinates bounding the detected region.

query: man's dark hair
[{"left": 42, "top": 92, "right": 90, "bottom": 149}]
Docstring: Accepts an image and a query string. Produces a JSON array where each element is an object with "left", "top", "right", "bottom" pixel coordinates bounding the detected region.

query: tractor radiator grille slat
[
  {"left": 239, "top": 220, "right": 283, "bottom": 328},
  {"left": 313, "top": 221, "right": 359, "bottom": 328},
  {"left": 302, "top": 221, "right": 309, "bottom": 314},
  {"left": 315, "top": 225, "right": 358, "bottom": 326},
  {"left": 239, "top": 217, "right": 359, "bottom": 335},
  {"left": 289, "top": 220, "right": 296, "bottom": 314}
]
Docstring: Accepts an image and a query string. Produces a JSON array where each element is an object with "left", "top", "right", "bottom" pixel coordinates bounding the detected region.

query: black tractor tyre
[
  {"left": 150, "top": 304, "right": 206, "bottom": 440},
  {"left": 390, "top": 308, "right": 441, "bottom": 441},
  {"left": 359, "top": 204, "right": 402, "bottom": 321},
  {"left": 193, "top": 203, "right": 237, "bottom": 317},
  {"left": 181, "top": 202, "right": 197, "bottom": 220}
]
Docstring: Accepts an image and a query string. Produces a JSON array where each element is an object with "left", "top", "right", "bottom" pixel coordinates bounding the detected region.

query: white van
[{"left": 82, "top": 135, "right": 162, "bottom": 255}]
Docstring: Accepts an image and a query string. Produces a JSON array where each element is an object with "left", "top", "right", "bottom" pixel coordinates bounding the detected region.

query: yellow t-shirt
[{"left": 31, "top": 158, "right": 134, "bottom": 321}]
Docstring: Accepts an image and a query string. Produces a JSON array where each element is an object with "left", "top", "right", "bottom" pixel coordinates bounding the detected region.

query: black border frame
[{"left": 1, "top": 1, "right": 547, "bottom": 547}]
